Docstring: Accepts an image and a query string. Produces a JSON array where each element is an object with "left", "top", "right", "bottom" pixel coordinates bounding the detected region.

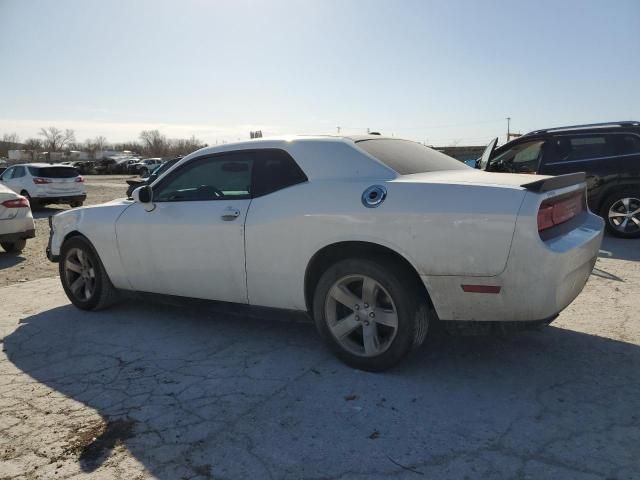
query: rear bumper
[
  {"left": 423, "top": 211, "right": 604, "bottom": 322},
  {"left": 35, "top": 194, "right": 86, "bottom": 204},
  {"left": 0, "top": 228, "right": 35, "bottom": 243}
]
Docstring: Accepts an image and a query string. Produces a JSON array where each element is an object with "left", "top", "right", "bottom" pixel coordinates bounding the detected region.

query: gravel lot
[
  {"left": 0, "top": 179, "right": 639, "bottom": 479},
  {"left": 0, "top": 175, "right": 134, "bottom": 287}
]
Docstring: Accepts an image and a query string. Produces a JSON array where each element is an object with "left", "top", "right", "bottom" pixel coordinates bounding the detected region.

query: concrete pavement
[{"left": 0, "top": 236, "right": 638, "bottom": 479}]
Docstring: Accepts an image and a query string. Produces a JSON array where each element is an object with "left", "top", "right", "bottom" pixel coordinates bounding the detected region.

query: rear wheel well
[
  {"left": 596, "top": 183, "right": 640, "bottom": 213},
  {"left": 304, "top": 241, "right": 431, "bottom": 313}
]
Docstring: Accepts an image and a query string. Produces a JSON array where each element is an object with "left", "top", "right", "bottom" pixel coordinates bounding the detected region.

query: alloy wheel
[
  {"left": 324, "top": 274, "right": 399, "bottom": 357},
  {"left": 608, "top": 197, "right": 640, "bottom": 234},
  {"left": 64, "top": 247, "right": 96, "bottom": 302}
]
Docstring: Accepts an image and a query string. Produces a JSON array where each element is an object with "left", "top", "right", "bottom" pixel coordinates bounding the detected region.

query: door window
[
  {"left": 252, "top": 149, "right": 308, "bottom": 197},
  {"left": 550, "top": 135, "right": 615, "bottom": 162},
  {"left": 490, "top": 140, "right": 544, "bottom": 173},
  {"left": 154, "top": 153, "right": 254, "bottom": 202},
  {"left": 614, "top": 134, "right": 640, "bottom": 155},
  {"left": 12, "top": 166, "right": 26, "bottom": 178},
  {"left": 1, "top": 167, "right": 14, "bottom": 180}
]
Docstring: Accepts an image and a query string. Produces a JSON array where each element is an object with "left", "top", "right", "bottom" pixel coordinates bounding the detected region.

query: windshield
[
  {"left": 356, "top": 139, "right": 468, "bottom": 175},
  {"left": 489, "top": 140, "right": 545, "bottom": 173},
  {"left": 28, "top": 166, "right": 79, "bottom": 178}
]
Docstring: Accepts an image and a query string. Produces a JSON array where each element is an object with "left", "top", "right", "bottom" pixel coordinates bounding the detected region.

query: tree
[
  {"left": 139, "top": 130, "right": 169, "bottom": 156},
  {"left": 39, "top": 127, "right": 76, "bottom": 152},
  {"left": 168, "top": 135, "right": 206, "bottom": 156},
  {"left": 94, "top": 135, "right": 108, "bottom": 152},
  {"left": 23, "top": 138, "right": 42, "bottom": 161},
  {"left": 2, "top": 132, "right": 20, "bottom": 145}
]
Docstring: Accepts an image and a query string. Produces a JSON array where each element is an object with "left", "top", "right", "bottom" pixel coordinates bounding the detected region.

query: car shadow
[
  {"left": 31, "top": 206, "right": 67, "bottom": 219},
  {"left": 4, "top": 301, "right": 639, "bottom": 478},
  {"left": 0, "top": 252, "right": 25, "bottom": 269},
  {"left": 599, "top": 233, "right": 640, "bottom": 261}
]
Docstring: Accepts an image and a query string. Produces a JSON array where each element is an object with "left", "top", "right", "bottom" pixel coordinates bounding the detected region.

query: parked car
[
  {"left": 127, "top": 158, "right": 163, "bottom": 177},
  {"left": 0, "top": 182, "right": 35, "bottom": 253},
  {"left": 479, "top": 121, "right": 640, "bottom": 238},
  {"left": 0, "top": 163, "right": 86, "bottom": 209},
  {"left": 71, "top": 161, "right": 95, "bottom": 175},
  {"left": 0, "top": 167, "right": 6, "bottom": 176},
  {"left": 125, "top": 157, "right": 181, "bottom": 198},
  {"left": 47, "top": 136, "right": 603, "bottom": 371},
  {"left": 95, "top": 157, "right": 138, "bottom": 174}
]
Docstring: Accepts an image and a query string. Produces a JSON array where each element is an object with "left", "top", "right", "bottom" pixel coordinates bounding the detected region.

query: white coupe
[{"left": 47, "top": 136, "right": 604, "bottom": 371}]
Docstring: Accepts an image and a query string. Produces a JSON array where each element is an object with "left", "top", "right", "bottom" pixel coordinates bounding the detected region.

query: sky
[{"left": 0, "top": 0, "right": 639, "bottom": 147}]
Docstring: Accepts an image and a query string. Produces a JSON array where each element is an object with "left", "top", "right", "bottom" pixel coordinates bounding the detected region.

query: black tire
[
  {"left": 59, "top": 236, "right": 119, "bottom": 310},
  {"left": 600, "top": 189, "right": 640, "bottom": 239},
  {"left": 21, "top": 191, "right": 39, "bottom": 210},
  {"left": 69, "top": 201, "right": 84, "bottom": 208},
  {"left": 1, "top": 239, "right": 26, "bottom": 253},
  {"left": 312, "top": 258, "right": 430, "bottom": 372}
]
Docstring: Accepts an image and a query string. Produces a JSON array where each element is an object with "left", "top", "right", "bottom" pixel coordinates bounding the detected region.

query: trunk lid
[{"left": 395, "top": 169, "right": 553, "bottom": 189}]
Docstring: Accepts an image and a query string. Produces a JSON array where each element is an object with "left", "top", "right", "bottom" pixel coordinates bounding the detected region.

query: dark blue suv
[{"left": 480, "top": 121, "right": 640, "bottom": 238}]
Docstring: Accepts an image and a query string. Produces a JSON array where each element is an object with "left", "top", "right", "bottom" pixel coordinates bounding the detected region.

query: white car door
[{"left": 115, "top": 151, "right": 255, "bottom": 303}]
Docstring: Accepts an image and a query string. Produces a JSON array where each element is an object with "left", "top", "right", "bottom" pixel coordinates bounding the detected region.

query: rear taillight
[
  {"left": 2, "top": 197, "right": 30, "bottom": 209},
  {"left": 75, "top": 176, "right": 84, "bottom": 183},
  {"left": 537, "top": 191, "right": 584, "bottom": 232},
  {"left": 33, "top": 177, "right": 51, "bottom": 184}
]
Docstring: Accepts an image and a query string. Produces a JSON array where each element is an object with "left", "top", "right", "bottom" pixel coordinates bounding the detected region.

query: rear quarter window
[
  {"left": 28, "top": 167, "right": 79, "bottom": 178},
  {"left": 355, "top": 139, "right": 468, "bottom": 175}
]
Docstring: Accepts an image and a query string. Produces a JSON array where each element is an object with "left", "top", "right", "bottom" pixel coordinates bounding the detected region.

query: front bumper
[
  {"left": 46, "top": 216, "right": 58, "bottom": 262},
  {"left": 0, "top": 228, "right": 35, "bottom": 243}
]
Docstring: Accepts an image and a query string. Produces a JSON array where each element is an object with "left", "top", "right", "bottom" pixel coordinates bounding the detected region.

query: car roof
[
  {"left": 524, "top": 120, "right": 640, "bottom": 137},
  {"left": 168, "top": 135, "right": 400, "bottom": 181},
  {"left": 10, "top": 163, "right": 77, "bottom": 168}
]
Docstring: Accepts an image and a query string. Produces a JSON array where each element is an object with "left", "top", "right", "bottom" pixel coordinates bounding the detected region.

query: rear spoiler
[{"left": 521, "top": 172, "right": 586, "bottom": 192}]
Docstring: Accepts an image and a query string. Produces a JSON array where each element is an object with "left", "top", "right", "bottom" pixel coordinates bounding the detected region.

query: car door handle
[{"left": 221, "top": 207, "right": 241, "bottom": 221}]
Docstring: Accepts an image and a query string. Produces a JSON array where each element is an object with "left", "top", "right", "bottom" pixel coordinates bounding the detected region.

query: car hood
[{"left": 394, "top": 169, "right": 551, "bottom": 190}]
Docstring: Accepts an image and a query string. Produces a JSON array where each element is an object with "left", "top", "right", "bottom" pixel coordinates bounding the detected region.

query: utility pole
[
  {"left": 336, "top": 126, "right": 341, "bottom": 135},
  {"left": 506, "top": 117, "right": 511, "bottom": 143}
]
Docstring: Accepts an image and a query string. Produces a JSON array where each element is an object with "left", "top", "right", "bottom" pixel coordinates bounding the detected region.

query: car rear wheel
[
  {"left": 601, "top": 189, "right": 640, "bottom": 238},
  {"left": 59, "top": 236, "right": 119, "bottom": 310},
  {"left": 69, "top": 200, "right": 83, "bottom": 208},
  {"left": 313, "top": 258, "right": 429, "bottom": 371},
  {"left": 21, "top": 191, "right": 39, "bottom": 210},
  {"left": 1, "top": 239, "right": 26, "bottom": 253}
]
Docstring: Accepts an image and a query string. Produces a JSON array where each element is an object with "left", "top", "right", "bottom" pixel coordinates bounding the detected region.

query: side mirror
[{"left": 133, "top": 185, "right": 155, "bottom": 211}]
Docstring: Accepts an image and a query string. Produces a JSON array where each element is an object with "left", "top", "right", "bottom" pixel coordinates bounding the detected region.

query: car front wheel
[
  {"left": 313, "top": 258, "right": 429, "bottom": 371},
  {"left": 601, "top": 190, "right": 640, "bottom": 238},
  {"left": 59, "top": 236, "right": 119, "bottom": 310}
]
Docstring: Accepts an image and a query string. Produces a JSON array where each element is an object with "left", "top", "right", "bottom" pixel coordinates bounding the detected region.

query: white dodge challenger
[{"left": 47, "top": 136, "right": 604, "bottom": 371}]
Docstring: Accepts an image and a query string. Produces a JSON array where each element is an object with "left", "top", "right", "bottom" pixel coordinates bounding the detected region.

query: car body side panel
[
  {"left": 245, "top": 177, "right": 526, "bottom": 310},
  {"left": 424, "top": 184, "right": 603, "bottom": 321},
  {"left": 49, "top": 200, "right": 133, "bottom": 289}
]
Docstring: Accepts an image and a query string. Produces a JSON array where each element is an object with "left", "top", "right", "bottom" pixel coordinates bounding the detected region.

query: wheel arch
[
  {"left": 303, "top": 240, "right": 433, "bottom": 313},
  {"left": 595, "top": 181, "right": 640, "bottom": 213}
]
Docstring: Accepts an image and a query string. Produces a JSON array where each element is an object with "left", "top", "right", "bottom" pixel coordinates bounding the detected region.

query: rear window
[
  {"left": 356, "top": 139, "right": 468, "bottom": 175},
  {"left": 28, "top": 166, "right": 79, "bottom": 178}
]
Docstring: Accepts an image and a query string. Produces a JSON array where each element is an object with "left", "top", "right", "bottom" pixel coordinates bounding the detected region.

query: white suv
[{"left": 0, "top": 163, "right": 86, "bottom": 209}]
